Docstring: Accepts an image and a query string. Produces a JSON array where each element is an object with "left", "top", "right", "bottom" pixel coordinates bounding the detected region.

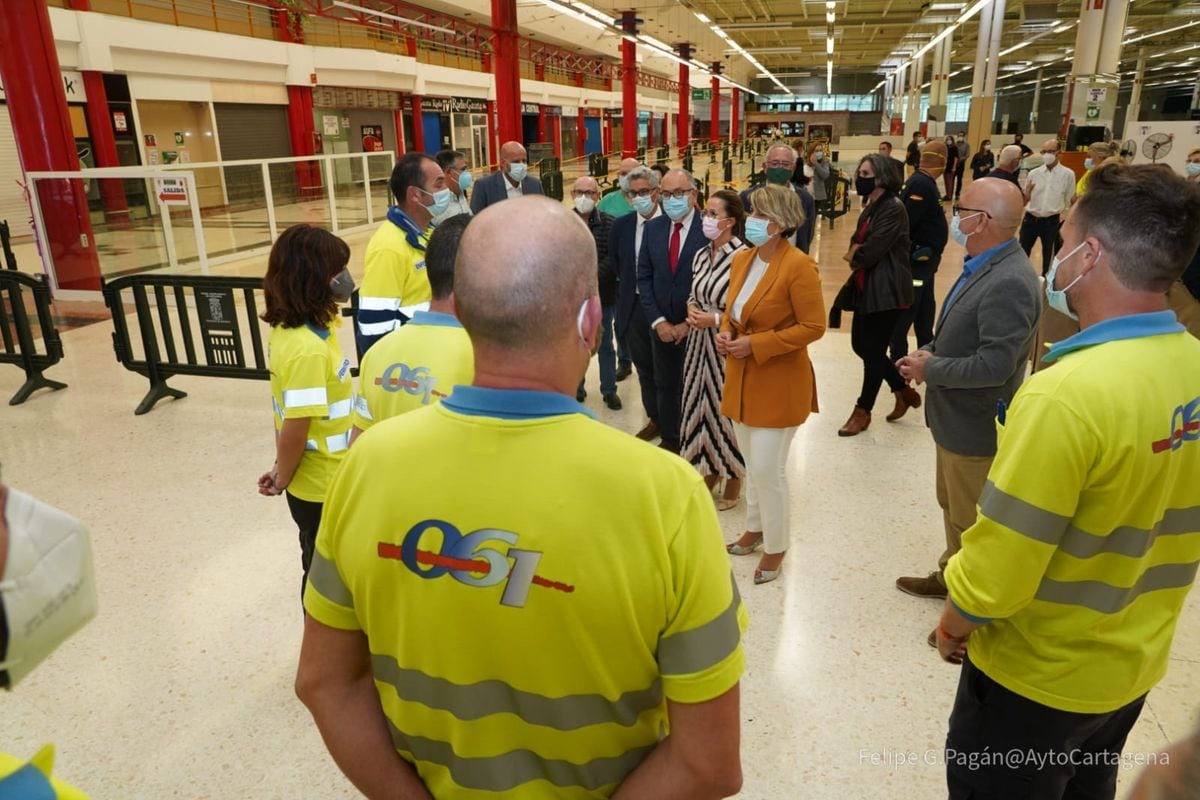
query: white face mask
[
  {"left": 573, "top": 195, "right": 596, "bottom": 215},
  {"left": 1042, "top": 152, "right": 1057, "bottom": 166},
  {"left": 0, "top": 488, "right": 98, "bottom": 689}
]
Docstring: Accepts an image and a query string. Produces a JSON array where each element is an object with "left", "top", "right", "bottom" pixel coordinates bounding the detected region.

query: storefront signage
[
  {"left": 522, "top": 103, "right": 541, "bottom": 114},
  {"left": 0, "top": 70, "right": 86, "bottom": 102},
  {"left": 422, "top": 97, "right": 488, "bottom": 114},
  {"left": 561, "top": 105, "right": 578, "bottom": 116},
  {"left": 584, "top": 108, "right": 603, "bottom": 118},
  {"left": 544, "top": 106, "right": 562, "bottom": 117},
  {"left": 154, "top": 177, "right": 189, "bottom": 206},
  {"left": 113, "top": 111, "right": 129, "bottom": 133},
  {"left": 313, "top": 86, "right": 401, "bottom": 110}
]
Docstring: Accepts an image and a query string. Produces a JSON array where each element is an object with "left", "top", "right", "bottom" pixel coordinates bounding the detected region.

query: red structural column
[
  {"left": 491, "top": 0, "right": 521, "bottom": 146},
  {"left": 577, "top": 108, "right": 585, "bottom": 157},
  {"left": 619, "top": 11, "right": 639, "bottom": 159},
  {"left": 710, "top": 74, "right": 720, "bottom": 143},
  {"left": 551, "top": 115, "right": 561, "bottom": 158},
  {"left": 81, "top": 71, "right": 130, "bottom": 223},
  {"left": 411, "top": 95, "right": 426, "bottom": 154},
  {"left": 285, "top": 84, "right": 321, "bottom": 197},
  {"left": 485, "top": 99, "right": 498, "bottom": 165},
  {"left": 0, "top": 0, "right": 101, "bottom": 289},
  {"left": 677, "top": 44, "right": 691, "bottom": 152},
  {"left": 731, "top": 87, "right": 740, "bottom": 142}
]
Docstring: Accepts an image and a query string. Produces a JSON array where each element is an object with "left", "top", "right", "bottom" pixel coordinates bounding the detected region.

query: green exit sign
[{"left": 692, "top": 89, "right": 712, "bottom": 101}]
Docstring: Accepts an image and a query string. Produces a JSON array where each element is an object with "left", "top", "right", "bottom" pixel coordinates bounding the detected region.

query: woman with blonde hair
[{"left": 719, "top": 183, "right": 826, "bottom": 584}]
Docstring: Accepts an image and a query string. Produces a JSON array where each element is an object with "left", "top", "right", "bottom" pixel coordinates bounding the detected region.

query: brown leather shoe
[
  {"left": 837, "top": 407, "right": 871, "bottom": 437},
  {"left": 886, "top": 386, "right": 923, "bottom": 422},
  {"left": 635, "top": 420, "right": 660, "bottom": 441},
  {"left": 895, "top": 572, "right": 948, "bottom": 599}
]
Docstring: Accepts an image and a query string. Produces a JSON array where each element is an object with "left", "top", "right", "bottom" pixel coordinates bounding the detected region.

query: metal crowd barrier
[
  {"left": 0, "top": 270, "right": 67, "bottom": 405},
  {"left": 102, "top": 274, "right": 268, "bottom": 415}
]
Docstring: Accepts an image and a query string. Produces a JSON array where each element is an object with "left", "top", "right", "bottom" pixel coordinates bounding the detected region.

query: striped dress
[{"left": 681, "top": 238, "right": 747, "bottom": 479}]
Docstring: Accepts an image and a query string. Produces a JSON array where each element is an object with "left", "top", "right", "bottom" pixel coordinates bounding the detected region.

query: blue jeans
[{"left": 598, "top": 304, "right": 617, "bottom": 395}]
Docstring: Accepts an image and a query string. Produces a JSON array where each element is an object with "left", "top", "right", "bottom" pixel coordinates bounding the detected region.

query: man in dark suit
[
  {"left": 637, "top": 168, "right": 706, "bottom": 453},
  {"left": 740, "top": 144, "right": 815, "bottom": 254},
  {"left": 611, "top": 166, "right": 663, "bottom": 441},
  {"left": 879, "top": 141, "right": 906, "bottom": 185},
  {"left": 894, "top": 178, "right": 1041, "bottom": 634},
  {"left": 469, "top": 141, "right": 543, "bottom": 213},
  {"left": 571, "top": 176, "right": 619, "bottom": 409}
]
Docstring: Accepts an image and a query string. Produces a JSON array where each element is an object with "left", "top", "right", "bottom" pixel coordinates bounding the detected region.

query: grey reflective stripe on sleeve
[
  {"left": 372, "top": 653, "right": 662, "bottom": 730},
  {"left": 978, "top": 480, "right": 1069, "bottom": 545},
  {"left": 307, "top": 551, "right": 353, "bottom": 608},
  {"left": 387, "top": 721, "right": 654, "bottom": 793},
  {"left": 1035, "top": 560, "right": 1200, "bottom": 614},
  {"left": 658, "top": 573, "right": 742, "bottom": 676},
  {"left": 1058, "top": 506, "right": 1200, "bottom": 560}
]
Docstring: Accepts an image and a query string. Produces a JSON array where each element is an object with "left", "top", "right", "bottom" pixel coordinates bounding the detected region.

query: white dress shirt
[
  {"left": 731, "top": 254, "right": 770, "bottom": 323},
  {"left": 1024, "top": 163, "right": 1076, "bottom": 218},
  {"left": 432, "top": 192, "right": 472, "bottom": 226},
  {"left": 634, "top": 205, "right": 662, "bottom": 259},
  {"left": 650, "top": 209, "right": 697, "bottom": 330},
  {"left": 505, "top": 175, "right": 524, "bottom": 199}
]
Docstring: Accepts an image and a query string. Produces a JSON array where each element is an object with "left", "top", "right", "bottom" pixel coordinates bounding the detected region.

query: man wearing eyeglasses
[
  {"left": 571, "top": 176, "right": 621, "bottom": 410},
  {"left": 739, "top": 145, "right": 815, "bottom": 254},
  {"left": 636, "top": 169, "right": 707, "bottom": 453},
  {"left": 893, "top": 178, "right": 1041, "bottom": 632}
]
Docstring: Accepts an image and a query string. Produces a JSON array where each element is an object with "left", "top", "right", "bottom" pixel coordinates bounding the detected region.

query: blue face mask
[
  {"left": 619, "top": 175, "right": 631, "bottom": 193},
  {"left": 632, "top": 195, "right": 656, "bottom": 216},
  {"left": 949, "top": 212, "right": 981, "bottom": 247},
  {"left": 420, "top": 187, "right": 454, "bottom": 217},
  {"left": 458, "top": 170, "right": 474, "bottom": 191},
  {"left": 508, "top": 162, "right": 528, "bottom": 181},
  {"left": 1187, "top": 162, "right": 1200, "bottom": 177},
  {"left": 662, "top": 195, "right": 692, "bottom": 221},
  {"left": 1045, "top": 240, "right": 1090, "bottom": 321},
  {"left": 1084, "top": 158, "right": 1094, "bottom": 171},
  {"left": 745, "top": 217, "right": 773, "bottom": 247}
]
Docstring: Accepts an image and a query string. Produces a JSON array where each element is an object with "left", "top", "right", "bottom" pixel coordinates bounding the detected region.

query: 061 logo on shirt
[
  {"left": 1152, "top": 397, "right": 1200, "bottom": 453},
  {"left": 378, "top": 519, "right": 574, "bottom": 608}
]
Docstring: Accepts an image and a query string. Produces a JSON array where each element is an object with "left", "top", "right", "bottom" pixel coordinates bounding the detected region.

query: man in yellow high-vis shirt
[
  {"left": 297, "top": 196, "right": 746, "bottom": 799},
  {"left": 936, "top": 163, "right": 1200, "bottom": 799}
]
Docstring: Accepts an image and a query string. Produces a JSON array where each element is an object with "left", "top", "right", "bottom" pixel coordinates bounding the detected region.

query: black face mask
[
  {"left": 329, "top": 268, "right": 355, "bottom": 304},
  {"left": 855, "top": 176, "right": 877, "bottom": 198}
]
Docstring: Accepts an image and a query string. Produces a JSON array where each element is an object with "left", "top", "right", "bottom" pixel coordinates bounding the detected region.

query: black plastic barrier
[
  {"left": 823, "top": 175, "right": 853, "bottom": 222},
  {"left": 1, "top": 221, "right": 19, "bottom": 271},
  {"left": 0, "top": 270, "right": 67, "bottom": 405},
  {"left": 103, "top": 274, "right": 268, "bottom": 415}
]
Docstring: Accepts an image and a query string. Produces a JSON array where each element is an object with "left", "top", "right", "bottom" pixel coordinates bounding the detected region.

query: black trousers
[
  {"left": 851, "top": 308, "right": 906, "bottom": 411},
  {"left": 890, "top": 268, "right": 938, "bottom": 362},
  {"left": 651, "top": 333, "right": 687, "bottom": 448},
  {"left": 286, "top": 492, "right": 323, "bottom": 600},
  {"left": 1020, "top": 213, "right": 1061, "bottom": 275},
  {"left": 623, "top": 302, "right": 658, "bottom": 424},
  {"left": 947, "top": 655, "right": 1146, "bottom": 800}
]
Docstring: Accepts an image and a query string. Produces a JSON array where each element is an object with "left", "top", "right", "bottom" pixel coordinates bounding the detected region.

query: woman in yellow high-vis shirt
[{"left": 257, "top": 225, "right": 355, "bottom": 597}]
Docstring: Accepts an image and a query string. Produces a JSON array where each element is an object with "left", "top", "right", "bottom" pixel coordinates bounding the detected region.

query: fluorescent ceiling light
[
  {"left": 826, "top": 11, "right": 835, "bottom": 22},
  {"left": 930, "top": 2, "right": 966, "bottom": 8},
  {"left": 957, "top": 0, "right": 990, "bottom": 24},
  {"left": 540, "top": 0, "right": 609, "bottom": 31},
  {"left": 1123, "top": 18, "right": 1200, "bottom": 45},
  {"left": 694, "top": 11, "right": 711, "bottom": 23},
  {"left": 641, "top": 34, "right": 672, "bottom": 50},
  {"left": 722, "top": 21, "right": 794, "bottom": 30},
  {"left": 331, "top": 1, "right": 455, "bottom": 35},
  {"left": 826, "top": 36, "right": 834, "bottom": 54},
  {"left": 1053, "top": 22, "right": 1075, "bottom": 33},
  {"left": 826, "top": 60, "right": 833, "bottom": 93}
]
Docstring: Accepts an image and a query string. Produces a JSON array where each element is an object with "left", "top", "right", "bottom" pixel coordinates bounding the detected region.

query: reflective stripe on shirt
[
  {"left": 326, "top": 432, "right": 351, "bottom": 453},
  {"left": 327, "top": 399, "right": 353, "bottom": 420},
  {"left": 353, "top": 394, "right": 374, "bottom": 422},
  {"left": 284, "top": 387, "right": 328, "bottom": 408}
]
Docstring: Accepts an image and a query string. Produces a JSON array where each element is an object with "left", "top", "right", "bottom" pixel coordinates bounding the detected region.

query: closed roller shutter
[
  {"left": 0, "top": 104, "right": 32, "bottom": 236},
  {"left": 212, "top": 103, "right": 292, "bottom": 208}
]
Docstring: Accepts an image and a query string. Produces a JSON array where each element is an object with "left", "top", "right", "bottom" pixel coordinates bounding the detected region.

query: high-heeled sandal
[
  {"left": 753, "top": 567, "right": 782, "bottom": 585},
  {"left": 716, "top": 495, "right": 741, "bottom": 511},
  {"left": 726, "top": 536, "right": 762, "bottom": 555}
]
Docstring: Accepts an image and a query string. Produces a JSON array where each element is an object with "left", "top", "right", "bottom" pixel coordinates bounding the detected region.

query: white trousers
[{"left": 733, "top": 422, "right": 798, "bottom": 555}]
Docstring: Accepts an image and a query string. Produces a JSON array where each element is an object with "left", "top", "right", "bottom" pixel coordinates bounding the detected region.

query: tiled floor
[{"left": 1, "top": 174, "right": 1196, "bottom": 798}]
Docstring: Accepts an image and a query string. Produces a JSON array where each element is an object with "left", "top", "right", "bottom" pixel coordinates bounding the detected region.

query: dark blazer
[
  {"left": 637, "top": 212, "right": 707, "bottom": 326},
  {"left": 581, "top": 209, "right": 616, "bottom": 306},
  {"left": 610, "top": 211, "right": 642, "bottom": 339},
  {"left": 847, "top": 194, "right": 913, "bottom": 314},
  {"left": 469, "top": 170, "right": 544, "bottom": 213},
  {"left": 923, "top": 239, "right": 1042, "bottom": 457},
  {"left": 740, "top": 183, "right": 816, "bottom": 254}
]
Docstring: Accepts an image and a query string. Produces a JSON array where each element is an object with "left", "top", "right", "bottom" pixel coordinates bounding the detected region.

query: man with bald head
[
  {"left": 638, "top": 168, "right": 708, "bottom": 452},
  {"left": 470, "top": 140, "right": 544, "bottom": 213},
  {"left": 298, "top": 195, "right": 746, "bottom": 798},
  {"left": 570, "top": 176, "right": 621, "bottom": 408},
  {"left": 1019, "top": 138, "right": 1076, "bottom": 275},
  {"left": 983, "top": 145, "right": 1023, "bottom": 188},
  {"left": 889, "top": 139, "right": 951, "bottom": 387},
  {"left": 894, "top": 177, "right": 1041, "bottom": 627},
  {"left": 597, "top": 157, "right": 642, "bottom": 218}
]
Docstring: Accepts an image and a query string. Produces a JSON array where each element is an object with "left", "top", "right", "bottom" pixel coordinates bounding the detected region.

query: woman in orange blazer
[{"left": 717, "top": 183, "right": 827, "bottom": 584}]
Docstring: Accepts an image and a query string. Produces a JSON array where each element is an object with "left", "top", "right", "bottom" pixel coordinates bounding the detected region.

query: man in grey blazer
[
  {"left": 469, "top": 140, "right": 544, "bottom": 213},
  {"left": 893, "top": 178, "right": 1042, "bottom": 641}
]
